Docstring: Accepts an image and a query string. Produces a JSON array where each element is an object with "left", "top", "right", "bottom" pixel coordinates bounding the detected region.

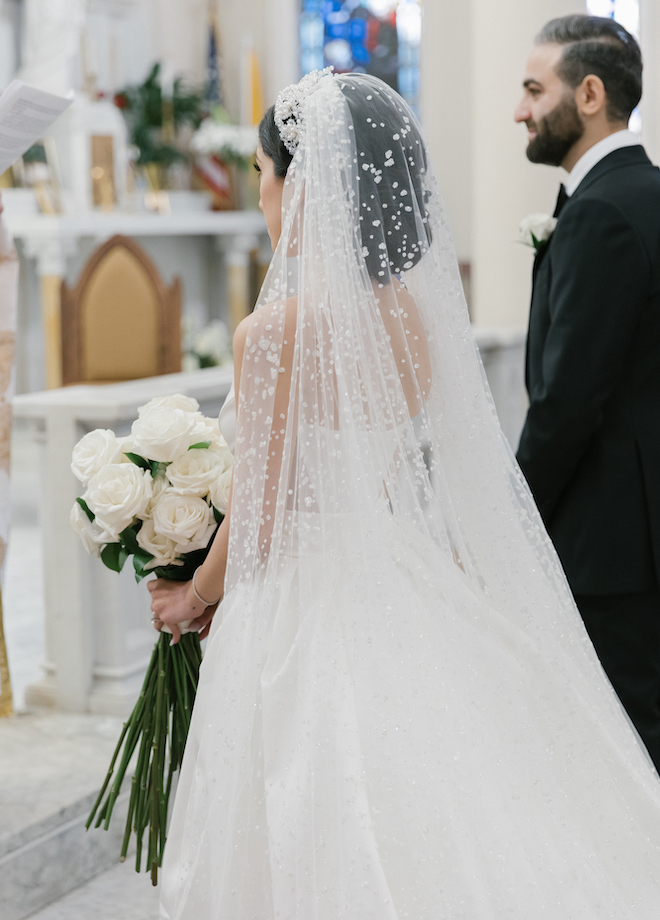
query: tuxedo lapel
[
  {"left": 527, "top": 184, "right": 566, "bottom": 390},
  {"left": 531, "top": 184, "right": 565, "bottom": 283},
  {"left": 553, "top": 184, "right": 568, "bottom": 218},
  {"left": 531, "top": 232, "right": 552, "bottom": 283},
  {"left": 570, "top": 145, "right": 651, "bottom": 200},
  {"left": 528, "top": 248, "right": 549, "bottom": 391}
]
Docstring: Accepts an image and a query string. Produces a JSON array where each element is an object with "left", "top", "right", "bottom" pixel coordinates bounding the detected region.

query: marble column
[
  {"left": 420, "top": 0, "right": 473, "bottom": 266},
  {"left": 264, "top": 0, "right": 299, "bottom": 105},
  {"left": 221, "top": 232, "right": 260, "bottom": 330},
  {"left": 22, "top": 237, "right": 72, "bottom": 389}
]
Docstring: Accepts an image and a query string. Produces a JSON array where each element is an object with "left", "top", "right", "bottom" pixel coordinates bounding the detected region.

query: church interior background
[{"left": 0, "top": 1, "right": 656, "bottom": 918}]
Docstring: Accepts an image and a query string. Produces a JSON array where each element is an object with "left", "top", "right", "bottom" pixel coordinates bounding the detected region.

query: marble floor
[{"left": 26, "top": 860, "right": 160, "bottom": 920}]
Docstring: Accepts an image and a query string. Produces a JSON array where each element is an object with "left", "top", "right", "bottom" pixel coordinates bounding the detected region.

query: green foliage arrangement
[{"left": 114, "top": 62, "right": 204, "bottom": 166}]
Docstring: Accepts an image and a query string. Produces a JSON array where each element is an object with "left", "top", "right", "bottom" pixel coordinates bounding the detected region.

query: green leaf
[
  {"left": 133, "top": 551, "right": 155, "bottom": 583},
  {"left": 76, "top": 497, "right": 95, "bottom": 522},
  {"left": 211, "top": 504, "right": 224, "bottom": 524},
  {"left": 124, "top": 452, "right": 150, "bottom": 471},
  {"left": 148, "top": 549, "right": 207, "bottom": 582},
  {"left": 120, "top": 524, "right": 142, "bottom": 555},
  {"left": 124, "top": 452, "right": 161, "bottom": 479},
  {"left": 101, "top": 542, "right": 129, "bottom": 573},
  {"left": 188, "top": 441, "right": 211, "bottom": 451}
]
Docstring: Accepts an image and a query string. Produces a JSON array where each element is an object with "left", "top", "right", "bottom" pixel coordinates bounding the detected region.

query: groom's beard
[{"left": 525, "top": 94, "right": 584, "bottom": 167}]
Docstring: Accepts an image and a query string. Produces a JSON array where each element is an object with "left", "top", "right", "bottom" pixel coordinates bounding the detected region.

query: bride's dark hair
[
  {"left": 259, "top": 76, "right": 432, "bottom": 279},
  {"left": 258, "top": 105, "right": 293, "bottom": 179}
]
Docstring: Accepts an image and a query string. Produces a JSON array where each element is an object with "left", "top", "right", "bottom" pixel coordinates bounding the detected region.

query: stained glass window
[
  {"left": 586, "top": 0, "right": 639, "bottom": 38},
  {"left": 300, "top": 1, "right": 422, "bottom": 113},
  {"left": 586, "top": 0, "right": 640, "bottom": 132}
]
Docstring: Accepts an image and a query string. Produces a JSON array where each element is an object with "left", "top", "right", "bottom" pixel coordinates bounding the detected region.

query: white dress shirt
[{"left": 564, "top": 129, "right": 641, "bottom": 197}]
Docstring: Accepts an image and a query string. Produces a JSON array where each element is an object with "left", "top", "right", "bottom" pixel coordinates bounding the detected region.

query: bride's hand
[{"left": 147, "top": 578, "right": 219, "bottom": 644}]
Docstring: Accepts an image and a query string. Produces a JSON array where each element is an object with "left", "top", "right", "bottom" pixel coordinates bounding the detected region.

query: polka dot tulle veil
[{"left": 160, "top": 74, "right": 660, "bottom": 920}]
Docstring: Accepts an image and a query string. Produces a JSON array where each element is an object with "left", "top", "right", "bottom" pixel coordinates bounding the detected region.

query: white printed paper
[{"left": 0, "top": 79, "right": 73, "bottom": 176}]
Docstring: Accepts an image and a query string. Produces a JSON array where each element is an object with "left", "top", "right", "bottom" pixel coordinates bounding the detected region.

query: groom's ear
[{"left": 574, "top": 73, "right": 609, "bottom": 120}]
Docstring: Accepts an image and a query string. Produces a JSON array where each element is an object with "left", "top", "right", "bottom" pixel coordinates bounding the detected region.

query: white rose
[
  {"left": 116, "top": 435, "right": 142, "bottom": 462},
  {"left": 152, "top": 492, "right": 216, "bottom": 553},
  {"left": 136, "top": 518, "right": 183, "bottom": 569},
  {"left": 519, "top": 213, "right": 557, "bottom": 248},
  {"left": 131, "top": 407, "right": 197, "bottom": 463},
  {"left": 190, "top": 415, "right": 220, "bottom": 444},
  {"left": 71, "top": 429, "right": 122, "bottom": 484},
  {"left": 86, "top": 464, "right": 153, "bottom": 537},
  {"left": 209, "top": 436, "right": 233, "bottom": 472},
  {"left": 208, "top": 467, "right": 233, "bottom": 515},
  {"left": 166, "top": 448, "right": 223, "bottom": 496},
  {"left": 190, "top": 416, "right": 233, "bottom": 469},
  {"left": 140, "top": 471, "right": 170, "bottom": 518},
  {"left": 69, "top": 500, "right": 114, "bottom": 557},
  {"left": 138, "top": 394, "right": 200, "bottom": 416}
]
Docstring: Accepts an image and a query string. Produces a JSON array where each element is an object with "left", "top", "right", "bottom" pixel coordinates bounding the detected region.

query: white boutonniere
[{"left": 519, "top": 213, "right": 557, "bottom": 253}]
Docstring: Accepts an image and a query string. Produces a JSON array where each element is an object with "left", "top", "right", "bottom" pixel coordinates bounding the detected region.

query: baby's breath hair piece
[{"left": 274, "top": 67, "right": 334, "bottom": 155}]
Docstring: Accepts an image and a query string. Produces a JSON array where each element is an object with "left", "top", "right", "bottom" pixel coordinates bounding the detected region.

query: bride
[{"left": 149, "top": 70, "right": 660, "bottom": 919}]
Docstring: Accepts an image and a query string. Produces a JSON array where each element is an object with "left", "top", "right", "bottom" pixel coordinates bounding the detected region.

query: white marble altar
[
  {"left": 474, "top": 326, "right": 527, "bottom": 449},
  {"left": 2, "top": 198, "right": 269, "bottom": 393},
  {"left": 12, "top": 366, "right": 233, "bottom": 715}
]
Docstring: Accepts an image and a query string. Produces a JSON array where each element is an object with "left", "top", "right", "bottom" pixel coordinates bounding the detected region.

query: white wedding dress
[
  {"left": 161, "top": 397, "right": 660, "bottom": 920},
  {"left": 160, "top": 73, "right": 660, "bottom": 919}
]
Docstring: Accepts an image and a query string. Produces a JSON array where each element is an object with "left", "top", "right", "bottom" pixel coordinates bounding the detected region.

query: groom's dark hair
[{"left": 537, "top": 15, "right": 642, "bottom": 123}]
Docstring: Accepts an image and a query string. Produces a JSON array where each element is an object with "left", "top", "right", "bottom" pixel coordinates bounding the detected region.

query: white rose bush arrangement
[
  {"left": 190, "top": 119, "right": 259, "bottom": 169},
  {"left": 72, "top": 394, "right": 232, "bottom": 884}
]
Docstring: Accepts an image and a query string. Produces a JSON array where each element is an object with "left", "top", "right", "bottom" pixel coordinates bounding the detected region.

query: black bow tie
[{"left": 553, "top": 184, "right": 569, "bottom": 218}]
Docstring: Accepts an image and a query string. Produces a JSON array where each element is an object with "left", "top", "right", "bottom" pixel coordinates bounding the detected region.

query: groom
[{"left": 515, "top": 15, "right": 660, "bottom": 771}]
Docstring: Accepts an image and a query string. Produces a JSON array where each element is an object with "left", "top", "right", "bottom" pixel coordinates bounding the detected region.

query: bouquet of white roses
[{"left": 71, "top": 394, "right": 232, "bottom": 884}]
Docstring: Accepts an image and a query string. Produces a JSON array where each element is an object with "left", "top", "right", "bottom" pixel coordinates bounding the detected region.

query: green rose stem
[{"left": 85, "top": 630, "right": 202, "bottom": 885}]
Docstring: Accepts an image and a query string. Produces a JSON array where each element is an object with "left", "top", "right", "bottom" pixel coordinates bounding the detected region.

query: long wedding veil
[
  {"left": 161, "top": 70, "right": 660, "bottom": 920},
  {"left": 228, "top": 71, "right": 622, "bottom": 700}
]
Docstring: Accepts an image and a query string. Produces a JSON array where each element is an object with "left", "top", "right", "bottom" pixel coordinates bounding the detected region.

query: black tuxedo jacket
[{"left": 517, "top": 145, "right": 660, "bottom": 596}]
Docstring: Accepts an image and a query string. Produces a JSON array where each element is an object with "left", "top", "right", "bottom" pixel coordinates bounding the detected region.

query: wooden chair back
[{"left": 61, "top": 235, "right": 181, "bottom": 385}]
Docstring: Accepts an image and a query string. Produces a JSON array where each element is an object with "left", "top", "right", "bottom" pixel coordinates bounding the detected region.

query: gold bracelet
[{"left": 191, "top": 568, "right": 222, "bottom": 607}]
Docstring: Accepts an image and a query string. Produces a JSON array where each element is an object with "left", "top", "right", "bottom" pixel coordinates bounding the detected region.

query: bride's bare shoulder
[{"left": 233, "top": 297, "right": 297, "bottom": 358}]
